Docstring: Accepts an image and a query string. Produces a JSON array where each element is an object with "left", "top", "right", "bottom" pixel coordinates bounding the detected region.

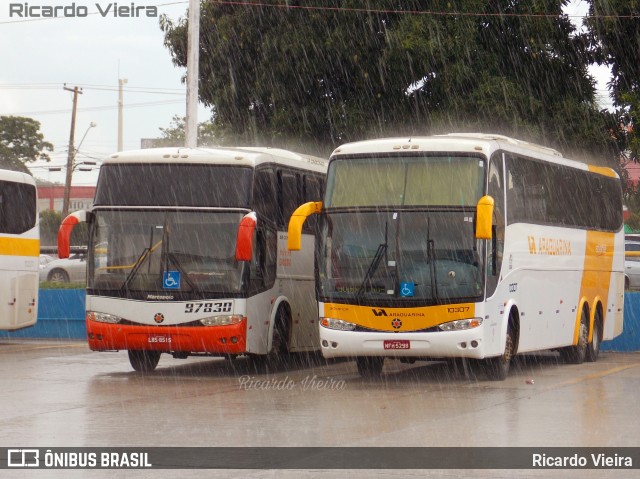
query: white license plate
[
  {"left": 384, "top": 340, "right": 410, "bottom": 350},
  {"left": 148, "top": 335, "right": 172, "bottom": 344}
]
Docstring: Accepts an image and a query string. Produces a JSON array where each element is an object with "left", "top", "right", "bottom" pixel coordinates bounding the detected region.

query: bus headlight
[
  {"left": 320, "top": 317, "right": 357, "bottom": 331},
  {"left": 439, "top": 318, "right": 483, "bottom": 331},
  {"left": 200, "top": 315, "right": 244, "bottom": 326},
  {"left": 87, "top": 311, "right": 122, "bottom": 324}
]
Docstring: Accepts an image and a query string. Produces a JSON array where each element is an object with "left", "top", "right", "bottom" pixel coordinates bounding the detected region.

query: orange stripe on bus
[
  {"left": 0, "top": 237, "right": 40, "bottom": 257},
  {"left": 322, "top": 303, "right": 475, "bottom": 332},
  {"left": 575, "top": 231, "right": 615, "bottom": 344},
  {"left": 587, "top": 165, "right": 617, "bottom": 178}
]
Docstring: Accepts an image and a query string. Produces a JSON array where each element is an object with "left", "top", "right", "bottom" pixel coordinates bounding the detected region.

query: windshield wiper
[
  {"left": 427, "top": 218, "right": 439, "bottom": 300},
  {"left": 356, "top": 221, "right": 388, "bottom": 300},
  {"left": 164, "top": 251, "right": 201, "bottom": 295},
  {"left": 120, "top": 226, "right": 161, "bottom": 293},
  {"left": 160, "top": 219, "right": 201, "bottom": 295}
]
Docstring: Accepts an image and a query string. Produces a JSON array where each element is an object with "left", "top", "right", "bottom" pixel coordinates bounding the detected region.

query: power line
[
  {"left": 10, "top": 99, "right": 183, "bottom": 116},
  {"left": 211, "top": 1, "right": 639, "bottom": 19},
  {"left": 0, "top": 83, "right": 185, "bottom": 95}
]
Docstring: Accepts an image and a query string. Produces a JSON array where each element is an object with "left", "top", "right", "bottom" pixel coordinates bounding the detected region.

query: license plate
[
  {"left": 384, "top": 340, "right": 410, "bottom": 350},
  {"left": 148, "top": 334, "right": 172, "bottom": 344}
]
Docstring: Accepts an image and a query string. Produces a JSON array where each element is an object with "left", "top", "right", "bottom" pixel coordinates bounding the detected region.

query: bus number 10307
[{"left": 184, "top": 301, "right": 233, "bottom": 314}]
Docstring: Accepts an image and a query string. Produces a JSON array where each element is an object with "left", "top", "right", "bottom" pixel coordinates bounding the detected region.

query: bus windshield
[
  {"left": 94, "top": 164, "right": 252, "bottom": 207},
  {"left": 325, "top": 155, "right": 485, "bottom": 208},
  {"left": 89, "top": 210, "right": 245, "bottom": 295},
  {"left": 319, "top": 154, "right": 486, "bottom": 305},
  {"left": 319, "top": 210, "right": 484, "bottom": 304}
]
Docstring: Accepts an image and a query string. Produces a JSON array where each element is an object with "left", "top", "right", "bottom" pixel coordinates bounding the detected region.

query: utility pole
[
  {"left": 118, "top": 78, "right": 127, "bottom": 151},
  {"left": 185, "top": 0, "right": 200, "bottom": 148},
  {"left": 62, "top": 84, "right": 82, "bottom": 218}
]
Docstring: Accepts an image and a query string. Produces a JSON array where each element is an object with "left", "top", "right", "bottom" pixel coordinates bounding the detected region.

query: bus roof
[
  {"left": 330, "top": 133, "right": 617, "bottom": 178},
  {"left": 0, "top": 168, "right": 37, "bottom": 186},
  {"left": 103, "top": 147, "right": 327, "bottom": 173}
]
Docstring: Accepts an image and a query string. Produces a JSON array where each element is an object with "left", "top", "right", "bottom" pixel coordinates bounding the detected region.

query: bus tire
[
  {"left": 128, "top": 350, "right": 161, "bottom": 372},
  {"left": 585, "top": 309, "right": 602, "bottom": 363},
  {"left": 484, "top": 323, "right": 514, "bottom": 381},
  {"left": 248, "top": 306, "right": 290, "bottom": 373},
  {"left": 561, "top": 308, "right": 588, "bottom": 365},
  {"left": 270, "top": 306, "right": 291, "bottom": 361},
  {"left": 356, "top": 357, "right": 384, "bottom": 378}
]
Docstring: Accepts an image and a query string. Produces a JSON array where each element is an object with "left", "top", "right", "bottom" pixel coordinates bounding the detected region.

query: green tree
[
  {"left": 0, "top": 116, "right": 53, "bottom": 173},
  {"left": 39, "top": 209, "right": 62, "bottom": 247},
  {"left": 39, "top": 209, "right": 88, "bottom": 248},
  {"left": 161, "top": 0, "right": 616, "bottom": 161},
  {"left": 586, "top": 0, "right": 640, "bottom": 208},
  {"left": 156, "top": 115, "right": 221, "bottom": 147}
]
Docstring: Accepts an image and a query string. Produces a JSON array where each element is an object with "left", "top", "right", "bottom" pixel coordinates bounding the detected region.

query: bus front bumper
[
  {"left": 86, "top": 319, "right": 247, "bottom": 354},
  {"left": 319, "top": 327, "right": 486, "bottom": 360}
]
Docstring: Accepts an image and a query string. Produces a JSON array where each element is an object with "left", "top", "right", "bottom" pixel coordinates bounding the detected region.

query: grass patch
[{"left": 39, "top": 282, "right": 85, "bottom": 290}]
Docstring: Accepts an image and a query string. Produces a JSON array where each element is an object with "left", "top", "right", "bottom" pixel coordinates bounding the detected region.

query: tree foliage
[
  {"left": 0, "top": 116, "right": 53, "bottom": 173},
  {"left": 39, "top": 209, "right": 87, "bottom": 247},
  {"left": 587, "top": 0, "right": 640, "bottom": 208},
  {"left": 161, "top": 0, "right": 617, "bottom": 162},
  {"left": 156, "top": 115, "right": 221, "bottom": 147}
]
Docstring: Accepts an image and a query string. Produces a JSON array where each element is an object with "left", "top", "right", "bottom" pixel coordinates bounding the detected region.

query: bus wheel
[
  {"left": 484, "top": 325, "right": 514, "bottom": 381},
  {"left": 356, "top": 357, "right": 384, "bottom": 378},
  {"left": 585, "top": 310, "right": 602, "bottom": 363},
  {"left": 249, "top": 307, "right": 290, "bottom": 373},
  {"left": 561, "top": 309, "right": 588, "bottom": 365},
  {"left": 270, "top": 307, "right": 290, "bottom": 361},
  {"left": 128, "top": 350, "right": 161, "bottom": 372}
]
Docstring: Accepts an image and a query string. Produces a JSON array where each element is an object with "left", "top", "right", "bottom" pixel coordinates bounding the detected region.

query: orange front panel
[{"left": 86, "top": 319, "right": 247, "bottom": 354}]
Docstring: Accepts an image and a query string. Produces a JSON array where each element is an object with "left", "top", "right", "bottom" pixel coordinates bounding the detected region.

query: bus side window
[
  {"left": 250, "top": 225, "right": 277, "bottom": 293},
  {"left": 303, "top": 174, "right": 323, "bottom": 234},
  {"left": 0, "top": 180, "right": 36, "bottom": 234},
  {"left": 253, "top": 167, "right": 277, "bottom": 225},
  {"left": 487, "top": 153, "right": 505, "bottom": 297},
  {"left": 277, "top": 170, "right": 301, "bottom": 230}
]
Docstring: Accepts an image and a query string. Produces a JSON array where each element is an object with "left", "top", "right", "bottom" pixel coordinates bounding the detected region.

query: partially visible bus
[
  {"left": 0, "top": 169, "right": 39, "bottom": 330},
  {"left": 59, "top": 147, "right": 326, "bottom": 371},
  {"left": 289, "top": 134, "right": 624, "bottom": 379}
]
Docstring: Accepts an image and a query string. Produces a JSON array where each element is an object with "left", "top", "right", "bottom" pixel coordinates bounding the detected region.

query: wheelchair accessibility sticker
[
  {"left": 163, "top": 271, "right": 181, "bottom": 289},
  {"left": 400, "top": 282, "right": 414, "bottom": 297}
]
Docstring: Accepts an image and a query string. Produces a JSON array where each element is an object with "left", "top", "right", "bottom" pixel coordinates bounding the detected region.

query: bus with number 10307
[
  {"left": 288, "top": 133, "right": 624, "bottom": 380},
  {"left": 59, "top": 147, "right": 326, "bottom": 371}
]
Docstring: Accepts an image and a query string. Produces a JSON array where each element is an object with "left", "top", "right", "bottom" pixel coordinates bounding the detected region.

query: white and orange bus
[
  {"left": 0, "top": 169, "right": 39, "bottom": 331},
  {"left": 59, "top": 147, "right": 326, "bottom": 371},
  {"left": 289, "top": 133, "right": 624, "bottom": 379}
]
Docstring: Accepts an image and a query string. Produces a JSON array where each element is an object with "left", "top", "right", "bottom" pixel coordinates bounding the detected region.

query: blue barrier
[
  {"left": 0, "top": 289, "right": 86, "bottom": 340},
  {"left": 601, "top": 292, "right": 640, "bottom": 352},
  {"left": 1, "top": 290, "right": 639, "bottom": 351}
]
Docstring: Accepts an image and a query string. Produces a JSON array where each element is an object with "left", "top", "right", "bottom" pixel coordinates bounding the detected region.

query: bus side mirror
[
  {"left": 235, "top": 212, "right": 257, "bottom": 262},
  {"left": 475, "top": 195, "right": 494, "bottom": 240},
  {"left": 288, "top": 201, "right": 323, "bottom": 251},
  {"left": 58, "top": 210, "right": 87, "bottom": 259}
]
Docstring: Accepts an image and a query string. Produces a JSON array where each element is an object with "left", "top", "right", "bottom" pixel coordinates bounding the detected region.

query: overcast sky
[{"left": 0, "top": 0, "right": 612, "bottom": 186}]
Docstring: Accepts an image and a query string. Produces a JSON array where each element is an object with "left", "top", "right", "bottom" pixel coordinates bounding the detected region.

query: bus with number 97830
[{"left": 59, "top": 147, "right": 326, "bottom": 371}]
